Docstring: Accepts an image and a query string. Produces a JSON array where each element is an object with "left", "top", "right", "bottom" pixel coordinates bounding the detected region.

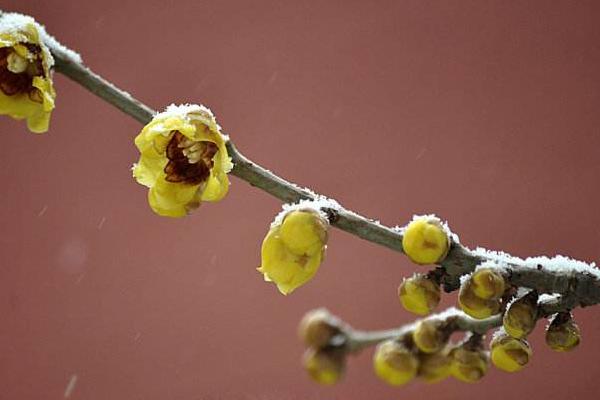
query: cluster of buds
[
  {"left": 458, "top": 265, "right": 507, "bottom": 319},
  {"left": 373, "top": 320, "right": 489, "bottom": 386},
  {"left": 298, "top": 309, "right": 347, "bottom": 385}
]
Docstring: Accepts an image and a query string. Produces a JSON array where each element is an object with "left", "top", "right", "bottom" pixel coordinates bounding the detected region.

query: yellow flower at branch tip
[
  {"left": 373, "top": 340, "right": 419, "bottom": 386},
  {"left": 132, "top": 104, "right": 233, "bottom": 218},
  {"left": 0, "top": 13, "right": 56, "bottom": 133},
  {"left": 458, "top": 280, "right": 501, "bottom": 320},
  {"left": 545, "top": 312, "right": 581, "bottom": 352},
  {"left": 503, "top": 292, "right": 538, "bottom": 339},
  {"left": 418, "top": 351, "right": 452, "bottom": 384},
  {"left": 490, "top": 332, "right": 532, "bottom": 373},
  {"left": 449, "top": 347, "right": 489, "bottom": 383},
  {"left": 302, "top": 348, "right": 345, "bottom": 386},
  {"left": 398, "top": 273, "right": 441, "bottom": 316},
  {"left": 402, "top": 216, "right": 450, "bottom": 265},
  {"left": 471, "top": 267, "right": 506, "bottom": 300},
  {"left": 298, "top": 308, "right": 341, "bottom": 349},
  {"left": 413, "top": 319, "right": 449, "bottom": 354},
  {"left": 258, "top": 209, "right": 328, "bottom": 295}
]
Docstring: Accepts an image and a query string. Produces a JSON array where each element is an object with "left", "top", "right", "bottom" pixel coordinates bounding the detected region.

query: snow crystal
[
  {"left": 538, "top": 293, "right": 561, "bottom": 305},
  {"left": 271, "top": 196, "right": 341, "bottom": 228},
  {"left": 0, "top": 11, "right": 81, "bottom": 64},
  {"left": 397, "top": 214, "right": 460, "bottom": 244},
  {"left": 472, "top": 247, "right": 600, "bottom": 280}
]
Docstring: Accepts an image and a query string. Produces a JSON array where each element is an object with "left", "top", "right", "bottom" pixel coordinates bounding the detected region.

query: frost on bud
[
  {"left": 503, "top": 291, "right": 538, "bottom": 339},
  {"left": 471, "top": 266, "right": 506, "bottom": 300},
  {"left": 258, "top": 209, "right": 329, "bottom": 295},
  {"left": 490, "top": 330, "right": 532, "bottom": 373},
  {"left": 402, "top": 216, "right": 450, "bottom": 265},
  {"left": 298, "top": 308, "right": 342, "bottom": 349},
  {"left": 418, "top": 351, "right": 452, "bottom": 384},
  {"left": 458, "top": 279, "right": 501, "bottom": 320},
  {"left": 449, "top": 344, "right": 489, "bottom": 383},
  {"left": 302, "top": 347, "right": 345, "bottom": 386},
  {"left": 398, "top": 273, "right": 441, "bottom": 316},
  {"left": 413, "top": 319, "right": 449, "bottom": 354},
  {"left": 545, "top": 312, "right": 581, "bottom": 352},
  {"left": 373, "top": 340, "right": 419, "bottom": 386}
]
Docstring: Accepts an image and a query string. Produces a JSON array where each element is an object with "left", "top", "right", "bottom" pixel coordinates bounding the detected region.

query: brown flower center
[
  {"left": 164, "top": 131, "right": 218, "bottom": 185},
  {"left": 0, "top": 44, "right": 44, "bottom": 102}
]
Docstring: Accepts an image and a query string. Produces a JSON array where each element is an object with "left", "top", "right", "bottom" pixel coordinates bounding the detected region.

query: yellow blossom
[
  {"left": 402, "top": 216, "right": 450, "bottom": 265},
  {"left": 0, "top": 13, "right": 56, "bottom": 133},
  {"left": 132, "top": 104, "right": 232, "bottom": 217},
  {"left": 258, "top": 209, "right": 328, "bottom": 295},
  {"left": 398, "top": 273, "right": 441, "bottom": 316},
  {"left": 449, "top": 346, "right": 488, "bottom": 383},
  {"left": 373, "top": 340, "right": 419, "bottom": 386},
  {"left": 302, "top": 348, "right": 345, "bottom": 385},
  {"left": 418, "top": 350, "right": 452, "bottom": 383},
  {"left": 490, "top": 331, "right": 532, "bottom": 373},
  {"left": 545, "top": 312, "right": 581, "bottom": 352}
]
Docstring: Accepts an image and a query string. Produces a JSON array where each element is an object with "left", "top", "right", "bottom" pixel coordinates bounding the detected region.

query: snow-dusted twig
[{"left": 40, "top": 21, "right": 600, "bottom": 312}]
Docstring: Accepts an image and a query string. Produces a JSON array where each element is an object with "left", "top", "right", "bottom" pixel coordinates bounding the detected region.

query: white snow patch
[
  {"left": 271, "top": 196, "right": 341, "bottom": 228},
  {"left": 472, "top": 247, "right": 600, "bottom": 280}
]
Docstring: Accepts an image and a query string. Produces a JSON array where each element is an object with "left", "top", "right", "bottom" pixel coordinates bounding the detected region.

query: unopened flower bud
[
  {"left": 458, "top": 280, "right": 501, "bottom": 319},
  {"left": 471, "top": 266, "right": 506, "bottom": 300},
  {"left": 490, "top": 330, "right": 532, "bottom": 373},
  {"left": 373, "top": 340, "right": 419, "bottom": 386},
  {"left": 503, "top": 292, "right": 538, "bottom": 339},
  {"left": 545, "top": 312, "right": 581, "bottom": 352},
  {"left": 258, "top": 209, "right": 329, "bottom": 295},
  {"left": 398, "top": 273, "right": 441, "bottom": 316},
  {"left": 402, "top": 216, "right": 450, "bottom": 265},
  {"left": 449, "top": 345, "right": 489, "bottom": 383},
  {"left": 298, "top": 308, "right": 342, "bottom": 348},
  {"left": 413, "top": 319, "right": 449, "bottom": 354},
  {"left": 302, "top": 348, "right": 345, "bottom": 386},
  {"left": 418, "top": 351, "right": 452, "bottom": 383}
]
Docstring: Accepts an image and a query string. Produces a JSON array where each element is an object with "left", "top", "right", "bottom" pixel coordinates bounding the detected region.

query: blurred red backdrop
[{"left": 1, "top": 1, "right": 600, "bottom": 399}]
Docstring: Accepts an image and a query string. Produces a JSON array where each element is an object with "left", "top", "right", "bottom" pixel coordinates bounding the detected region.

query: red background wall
[{"left": 1, "top": 1, "right": 600, "bottom": 399}]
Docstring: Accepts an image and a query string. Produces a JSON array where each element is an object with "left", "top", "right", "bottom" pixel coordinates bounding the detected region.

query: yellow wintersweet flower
[
  {"left": 373, "top": 340, "right": 419, "bottom": 386},
  {"left": 398, "top": 273, "right": 441, "bottom": 316},
  {"left": 402, "top": 216, "right": 450, "bottom": 265},
  {"left": 0, "top": 13, "right": 56, "bottom": 133},
  {"left": 133, "top": 104, "right": 233, "bottom": 217},
  {"left": 490, "top": 330, "right": 532, "bottom": 373},
  {"left": 258, "top": 208, "right": 329, "bottom": 295}
]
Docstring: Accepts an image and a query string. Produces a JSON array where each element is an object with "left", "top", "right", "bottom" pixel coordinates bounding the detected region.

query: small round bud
[
  {"left": 402, "top": 216, "right": 450, "bottom": 265},
  {"left": 398, "top": 274, "right": 441, "bottom": 316},
  {"left": 280, "top": 209, "right": 329, "bottom": 256},
  {"left": 449, "top": 346, "right": 489, "bottom": 383},
  {"left": 490, "top": 331, "right": 532, "bottom": 373},
  {"left": 545, "top": 312, "right": 581, "bottom": 352},
  {"left": 458, "top": 280, "right": 501, "bottom": 319},
  {"left": 413, "top": 319, "right": 449, "bottom": 354},
  {"left": 503, "top": 292, "right": 538, "bottom": 339},
  {"left": 302, "top": 348, "right": 345, "bottom": 385},
  {"left": 471, "top": 267, "right": 506, "bottom": 300},
  {"left": 298, "top": 308, "right": 342, "bottom": 348},
  {"left": 418, "top": 351, "right": 452, "bottom": 384},
  {"left": 373, "top": 340, "right": 419, "bottom": 386}
]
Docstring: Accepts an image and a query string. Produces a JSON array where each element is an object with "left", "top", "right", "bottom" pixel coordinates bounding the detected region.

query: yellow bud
[
  {"left": 373, "top": 340, "right": 419, "bottom": 386},
  {"left": 490, "top": 331, "right": 532, "bottom": 373},
  {"left": 413, "top": 319, "right": 448, "bottom": 354},
  {"left": 458, "top": 280, "right": 501, "bottom": 319},
  {"left": 545, "top": 312, "right": 581, "bottom": 352},
  {"left": 280, "top": 210, "right": 328, "bottom": 256},
  {"left": 471, "top": 267, "right": 506, "bottom": 300},
  {"left": 450, "top": 347, "right": 489, "bottom": 383},
  {"left": 258, "top": 209, "right": 328, "bottom": 295},
  {"left": 418, "top": 351, "right": 452, "bottom": 383},
  {"left": 503, "top": 293, "right": 538, "bottom": 339},
  {"left": 398, "top": 274, "right": 441, "bottom": 316},
  {"left": 302, "top": 348, "right": 345, "bottom": 385},
  {"left": 402, "top": 217, "right": 450, "bottom": 265},
  {"left": 298, "top": 308, "right": 341, "bottom": 348}
]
